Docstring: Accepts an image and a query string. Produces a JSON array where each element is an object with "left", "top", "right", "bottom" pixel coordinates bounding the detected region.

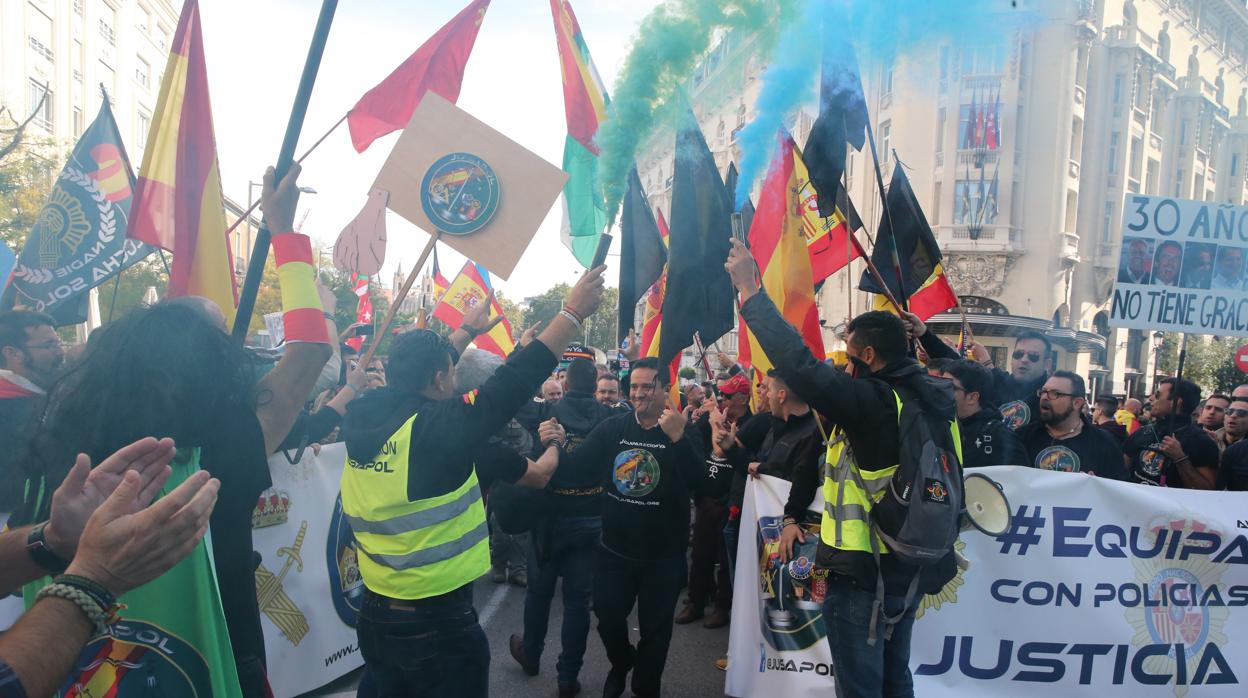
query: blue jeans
[
  {"left": 822, "top": 576, "right": 918, "bottom": 698},
  {"left": 522, "top": 516, "right": 601, "bottom": 685},
  {"left": 356, "top": 585, "right": 489, "bottom": 698}
]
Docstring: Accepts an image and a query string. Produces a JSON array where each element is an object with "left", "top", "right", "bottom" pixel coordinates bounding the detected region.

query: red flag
[
  {"left": 986, "top": 91, "right": 1001, "bottom": 150},
  {"left": 346, "top": 273, "right": 372, "bottom": 352},
  {"left": 347, "top": 0, "right": 491, "bottom": 152}
]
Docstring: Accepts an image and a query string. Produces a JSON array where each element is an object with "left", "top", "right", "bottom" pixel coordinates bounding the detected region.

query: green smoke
[{"left": 597, "top": 0, "right": 790, "bottom": 222}]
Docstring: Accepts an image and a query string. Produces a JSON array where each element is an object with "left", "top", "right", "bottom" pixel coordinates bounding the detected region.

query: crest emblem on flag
[
  {"left": 58, "top": 620, "right": 213, "bottom": 696},
  {"left": 327, "top": 495, "right": 364, "bottom": 627},
  {"left": 420, "top": 152, "right": 500, "bottom": 235}
]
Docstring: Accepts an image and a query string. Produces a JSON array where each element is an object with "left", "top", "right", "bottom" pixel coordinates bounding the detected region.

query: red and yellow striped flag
[
  {"left": 739, "top": 133, "right": 825, "bottom": 376},
  {"left": 433, "top": 262, "right": 515, "bottom": 358},
  {"left": 127, "top": 0, "right": 236, "bottom": 324}
]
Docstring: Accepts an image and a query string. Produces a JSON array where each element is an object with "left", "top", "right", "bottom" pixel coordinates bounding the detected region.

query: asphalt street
[{"left": 306, "top": 576, "right": 734, "bottom": 698}]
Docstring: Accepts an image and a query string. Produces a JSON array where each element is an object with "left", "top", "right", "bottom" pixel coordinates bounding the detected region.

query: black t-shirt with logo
[
  {"left": 1017, "top": 420, "right": 1129, "bottom": 480},
  {"left": 565, "top": 411, "right": 707, "bottom": 560},
  {"left": 1124, "top": 418, "right": 1220, "bottom": 487}
]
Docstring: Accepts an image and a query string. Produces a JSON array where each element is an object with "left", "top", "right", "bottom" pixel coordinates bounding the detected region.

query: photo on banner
[{"left": 1110, "top": 194, "right": 1248, "bottom": 336}]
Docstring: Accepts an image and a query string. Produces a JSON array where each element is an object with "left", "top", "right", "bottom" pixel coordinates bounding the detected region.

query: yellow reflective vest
[
  {"left": 820, "top": 392, "right": 961, "bottom": 554},
  {"left": 340, "top": 413, "right": 491, "bottom": 599}
]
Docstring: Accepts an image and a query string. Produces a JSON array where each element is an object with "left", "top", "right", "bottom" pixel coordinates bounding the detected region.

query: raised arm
[{"left": 253, "top": 164, "right": 333, "bottom": 454}]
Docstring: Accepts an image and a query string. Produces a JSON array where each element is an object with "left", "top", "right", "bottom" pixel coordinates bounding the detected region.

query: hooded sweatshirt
[{"left": 538, "top": 389, "right": 622, "bottom": 517}]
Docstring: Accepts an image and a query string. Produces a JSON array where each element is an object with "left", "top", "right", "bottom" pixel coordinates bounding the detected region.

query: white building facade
[{"left": 633, "top": 0, "right": 1248, "bottom": 398}]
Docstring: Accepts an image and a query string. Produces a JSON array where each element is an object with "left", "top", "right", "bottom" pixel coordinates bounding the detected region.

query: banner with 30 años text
[
  {"left": 1111, "top": 194, "right": 1248, "bottom": 336},
  {"left": 253, "top": 442, "right": 365, "bottom": 698},
  {"left": 727, "top": 467, "right": 1248, "bottom": 697}
]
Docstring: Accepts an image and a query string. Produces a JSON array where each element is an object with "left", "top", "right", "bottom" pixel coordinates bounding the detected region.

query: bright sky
[{"left": 201, "top": 0, "right": 661, "bottom": 301}]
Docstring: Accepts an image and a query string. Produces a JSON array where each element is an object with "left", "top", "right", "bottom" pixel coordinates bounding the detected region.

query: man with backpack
[{"left": 727, "top": 240, "right": 962, "bottom": 698}]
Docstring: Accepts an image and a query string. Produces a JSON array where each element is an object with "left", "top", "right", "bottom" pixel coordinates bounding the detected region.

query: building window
[
  {"left": 138, "top": 111, "right": 152, "bottom": 145},
  {"left": 932, "top": 181, "right": 942, "bottom": 224},
  {"left": 1180, "top": 119, "right": 1188, "bottom": 146},
  {"left": 961, "top": 45, "right": 1005, "bottom": 76},
  {"left": 882, "top": 64, "right": 894, "bottom": 97},
  {"left": 27, "top": 81, "right": 53, "bottom": 132},
  {"left": 1175, "top": 168, "right": 1184, "bottom": 197},
  {"left": 1233, "top": 154, "right": 1241, "bottom": 178},
  {"left": 879, "top": 121, "right": 892, "bottom": 161},
  {"left": 1108, "top": 133, "right": 1119, "bottom": 174},
  {"left": 28, "top": 36, "right": 54, "bottom": 62},
  {"left": 99, "top": 60, "right": 116, "bottom": 97},
  {"left": 1113, "top": 74, "right": 1124, "bottom": 105},
  {"left": 1102, "top": 202, "right": 1114, "bottom": 243},
  {"left": 1130, "top": 136, "right": 1143, "bottom": 180},
  {"left": 135, "top": 58, "right": 150, "bottom": 89},
  {"left": 72, "top": 107, "right": 84, "bottom": 137},
  {"left": 935, "top": 107, "right": 946, "bottom": 156},
  {"left": 137, "top": 5, "right": 152, "bottom": 34},
  {"left": 156, "top": 25, "right": 169, "bottom": 51},
  {"left": 1070, "top": 116, "right": 1083, "bottom": 162},
  {"left": 953, "top": 180, "right": 997, "bottom": 225},
  {"left": 1151, "top": 93, "right": 1164, "bottom": 134},
  {"left": 99, "top": 17, "right": 117, "bottom": 46},
  {"left": 1146, "top": 159, "right": 1159, "bottom": 195},
  {"left": 1064, "top": 190, "right": 1078, "bottom": 233}
]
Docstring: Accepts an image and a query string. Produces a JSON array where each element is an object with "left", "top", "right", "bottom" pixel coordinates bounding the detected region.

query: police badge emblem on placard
[{"left": 420, "top": 152, "right": 500, "bottom": 236}]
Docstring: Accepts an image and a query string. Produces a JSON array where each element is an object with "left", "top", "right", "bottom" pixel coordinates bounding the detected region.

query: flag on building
[
  {"left": 802, "top": 24, "right": 869, "bottom": 217},
  {"left": 860, "top": 167, "right": 958, "bottom": 321},
  {"left": 7, "top": 100, "right": 151, "bottom": 320},
  {"left": 127, "top": 0, "right": 236, "bottom": 325},
  {"left": 345, "top": 273, "right": 372, "bottom": 352},
  {"left": 618, "top": 167, "right": 666, "bottom": 345},
  {"left": 348, "top": 0, "right": 491, "bottom": 152},
  {"left": 963, "top": 90, "right": 979, "bottom": 149},
  {"left": 985, "top": 89, "right": 1001, "bottom": 150},
  {"left": 793, "top": 143, "right": 863, "bottom": 282},
  {"left": 550, "top": 0, "right": 611, "bottom": 267},
  {"left": 433, "top": 261, "right": 515, "bottom": 357},
  {"left": 739, "top": 133, "right": 825, "bottom": 376},
  {"left": 974, "top": 88, "right": 987, "bottom": 149},
  {"left": 657, "top": 113, "right": 735, "bottom": 368}
]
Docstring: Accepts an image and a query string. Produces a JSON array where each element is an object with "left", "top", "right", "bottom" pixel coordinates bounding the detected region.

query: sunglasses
[
  {"left": 1013, "top": 350, "right": 1043, "bottom": 362},
  {"left": 1227, "top": 408, "right": 1248, "bottom": 418}
]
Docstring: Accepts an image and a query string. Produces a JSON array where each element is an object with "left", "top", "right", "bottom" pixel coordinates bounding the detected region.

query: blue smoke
[{"left": 734, "top": 0, "right": 1047, "bottom": 207}]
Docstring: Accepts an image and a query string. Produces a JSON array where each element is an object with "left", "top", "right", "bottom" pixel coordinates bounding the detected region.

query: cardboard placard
[{"left": 372, "top": 93, "right": 568, "bottom": 280}]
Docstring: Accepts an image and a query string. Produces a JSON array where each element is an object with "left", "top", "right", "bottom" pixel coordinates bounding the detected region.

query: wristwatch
[{"left": 27, "top": 523, "right": 71, "bottom": 574}]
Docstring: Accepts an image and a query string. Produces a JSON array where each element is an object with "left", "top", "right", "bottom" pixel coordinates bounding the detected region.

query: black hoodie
[
  {"left": 537, "top": 389, "right": 622, "bottom": 517},
  {"left": 958, "top": 407, "right": 1028, "bottom": 468},
  {"left": 1124, "top": 413, "right": 1219, "bottom": 487},
  {"left": 741, "top": 292, "right": 958, "bottom": 595},
  {"left": 342, "top": 341, "right": 558, "bottom": 502}
]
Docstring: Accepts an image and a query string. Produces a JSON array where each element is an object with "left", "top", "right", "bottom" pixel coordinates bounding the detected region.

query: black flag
[
  {"left": 803, "top": 14, "right": 869, "bottom": 217},
  {"left": 618, "top": 166, "right": 666, "bottom": 344},
  {"left": 658, "top": 113, "right": 735, "bottom": 367},
  {"left": 858, "top": 166, "right": 943, "bottom": 301}
]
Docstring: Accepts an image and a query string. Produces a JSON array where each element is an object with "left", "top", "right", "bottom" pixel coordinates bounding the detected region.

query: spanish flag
[
  {"left": 739, "top": 133, "right": 825, "bottom": 376},
  {"left": 639, "top": 210, "right": 669, "bottom": 357},
  {"left": 433, "top": 262, "right": 515, "bottom": 358},
  {"left": 127, "top": 0, "right": 236, "bottom": 325},
  {"left": 550, "top": 0, "right": 610, "bottom": 267}
]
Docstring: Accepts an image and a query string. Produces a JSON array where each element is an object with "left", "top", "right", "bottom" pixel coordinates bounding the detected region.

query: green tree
[
  {"left": 1156, "top": 334, "right": 1245, "bottom": 395},
  {"left": 520, "top": 283, "right": 621, "bottom": 352},
  {"left": 0, "top": 135, "right": 62, "bottom": 252}
]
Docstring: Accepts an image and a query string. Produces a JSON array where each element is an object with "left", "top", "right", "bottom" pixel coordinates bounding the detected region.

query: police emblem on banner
[
  {"left": 9, "top": 101, "right": 150, "bottom": 316},
  {"left": 420, "top": 152, "right": 500, "bottom": 236},
  {"left": 756, "top": 512, "right": 826, "bottom": 651},
  {"left": 327, "top": 494, "right": 364, "bottom": 627},
  {"left": 1126, "top": 519, "right": 1232, "bottom": 695},
  {"left": 57, "top": 620, "right": 213, "bottom": 697}
]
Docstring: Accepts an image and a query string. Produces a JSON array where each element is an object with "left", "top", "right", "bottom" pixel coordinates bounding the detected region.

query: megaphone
[{"left": 962, "top": 472, "right": 1012, "bottom": 537}]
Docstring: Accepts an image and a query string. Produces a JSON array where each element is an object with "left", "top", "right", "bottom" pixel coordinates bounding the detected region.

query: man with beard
[
  {"left": 596, "top": 373, "right": 622, "bottom": 406},
  {"left": 1198, "top": 393, "right": 1230, "bottom": 435},
  {"left": 1124, "top": 378, "right": 1219, "bottom": 489},
  {"left": 0, "top": 311, "right": 64, "bottom": 510},
  {"left": 1214, "top": 396, "right": 1248, "bottom": 453},
  {"left": 1218, "top": 397, "right": 1248, "bottom": 489},
  {"left": 942, "top": 360, "right": 1026, "bottom": 467},
  {"left": 1017, "top": 372, "right": 1127, "bottom": 478}
]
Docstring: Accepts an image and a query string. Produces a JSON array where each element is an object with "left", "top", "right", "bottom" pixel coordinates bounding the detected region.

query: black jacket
[
  {"left": 917, "top": 329, "right": 1046, "bottom": 428},
  {"left": 740, "top": 291, "right": 958, "bottom": 595},
  {"left": 958, "top": 407, "right": 1027, "bottom": 468},
  {"left": 538, "top": 389, "right": 620, "bottom": 517}
]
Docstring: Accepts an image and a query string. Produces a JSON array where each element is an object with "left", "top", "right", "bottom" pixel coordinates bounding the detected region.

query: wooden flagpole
[{"left": 359, "top": 232, "right": 441, "bottom": 368}]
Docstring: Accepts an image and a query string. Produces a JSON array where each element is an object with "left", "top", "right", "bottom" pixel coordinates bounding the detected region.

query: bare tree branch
[{"left": 0, "top": 88, "right": 50, "bottom": 164}]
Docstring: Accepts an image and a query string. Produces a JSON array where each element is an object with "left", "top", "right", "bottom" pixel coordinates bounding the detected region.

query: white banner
[
  {"left": 728, "top": 467, "right": 1248, "bottom": 697},
  {"left": 253, "top": 442, "right": 365, "bottom": 698},
  {"left": 1111, "top": 194, "right": 1248, "bottom": 336}
]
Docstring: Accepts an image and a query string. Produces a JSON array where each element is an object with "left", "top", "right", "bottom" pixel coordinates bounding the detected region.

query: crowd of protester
[{"left": 0, "top": 173, "right": 1246, "bottom": 698}]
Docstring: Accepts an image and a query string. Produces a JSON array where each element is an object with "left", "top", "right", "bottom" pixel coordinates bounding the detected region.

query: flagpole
[
  {"left": 863, "top": 119, "right": 908, "bottom": 312},
  {"left": 232, "top": 0, "right": 339, "bottom": 342},
  {"left": 359, "top": 231, "right": 441, "bottom": 369}
]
